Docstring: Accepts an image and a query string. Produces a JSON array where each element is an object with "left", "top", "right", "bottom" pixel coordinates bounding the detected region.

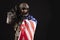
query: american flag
[{"left": 18, "top": 19, "right": 37, "bottom": 40}]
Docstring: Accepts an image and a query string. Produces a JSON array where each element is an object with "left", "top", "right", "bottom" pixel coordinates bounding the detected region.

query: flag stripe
[
  {"left": 19, "top": 31, "right": 23, "bottom": 40},
  {"left": 29, "top": 20, "right": 35, "bottom": 31},
  {"left": 25, "top": 26, "right": 31, "bottom": 40},
  {"left": 29, "top": 20, "right": 36, "bottom": 32},
  {"left": 23, "top": 29, "right": 29, "bottom": 40},
  {"left": 24, "top": 21, "right": 32, "bottom": 40},
  {"left": 24, "top": 20, "right": 34, "bottom": 40}
]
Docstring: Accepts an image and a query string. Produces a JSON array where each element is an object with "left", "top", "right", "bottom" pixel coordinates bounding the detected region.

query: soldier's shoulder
[{"left": 28, "top": 15, "right": 37, "bottom": 23}]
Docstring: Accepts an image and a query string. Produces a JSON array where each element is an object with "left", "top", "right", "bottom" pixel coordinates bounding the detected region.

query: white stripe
[
  {"left": 29, "top": 20, "right": 37, "bottom": 40},
  {"left": 27, "top": 20, "right": 37, "bottom": 40},
  {"left": 25, "top": 19, "right": 34, "bottom": 40},
  {"left": 29, "top": 20, "right": 36, "bottom": 32},
  {"left": 24, "top": 26, "right": 31, "bottom": 40}
]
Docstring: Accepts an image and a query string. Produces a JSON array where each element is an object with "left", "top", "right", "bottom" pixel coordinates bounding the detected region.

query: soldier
[{"left": 6, "top": 2, "right": 37, "bottom": 40}]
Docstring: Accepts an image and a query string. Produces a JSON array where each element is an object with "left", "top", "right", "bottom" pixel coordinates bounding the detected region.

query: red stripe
[
  {"left": 19, "top": 23, "right": 28, "bottom": 40},
  {"left": 19, "top": 31, "right": 23, "bottom": 40},
  {"left": 23, "top": 29, "right": 28, "bottom": 40}
]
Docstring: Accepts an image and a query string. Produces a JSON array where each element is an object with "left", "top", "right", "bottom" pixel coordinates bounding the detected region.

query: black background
[{"left": 0, "top": 0, "right": 53, "bottom": 40}]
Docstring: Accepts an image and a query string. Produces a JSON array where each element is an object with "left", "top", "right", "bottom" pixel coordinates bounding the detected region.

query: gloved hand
[{"left": 6, "top": 9, "right": 17, "bottom": 24}]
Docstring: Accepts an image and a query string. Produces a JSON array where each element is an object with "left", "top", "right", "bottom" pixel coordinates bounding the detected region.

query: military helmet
[{"left": 19, "top": 3, "right": 29, "bottom": 10}]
